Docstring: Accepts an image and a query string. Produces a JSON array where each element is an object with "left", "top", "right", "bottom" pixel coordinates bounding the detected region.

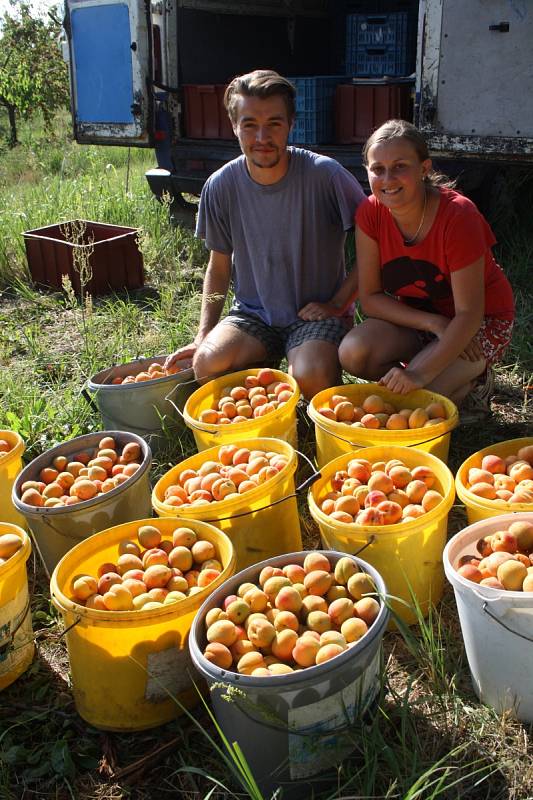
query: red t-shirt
[{"left": 355, "top": 188, "right": 515, "bottom": 321}]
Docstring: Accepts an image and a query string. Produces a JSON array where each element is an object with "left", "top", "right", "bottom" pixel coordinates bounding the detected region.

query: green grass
[{"left": 0, "top": 112, "right": 532, "bottom": 800}]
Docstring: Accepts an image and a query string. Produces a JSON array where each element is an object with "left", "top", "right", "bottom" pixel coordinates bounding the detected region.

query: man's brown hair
[{"left": 224, "top": 70, "right": 296, "bottom": 124}]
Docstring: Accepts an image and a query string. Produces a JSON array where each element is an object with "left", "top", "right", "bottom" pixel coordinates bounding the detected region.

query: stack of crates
[
  {"left": 288, "top": 76, "right": 345, "bottom": 145},
  {"left": 345, "top": 12, "right": 409, "bottom": 77}
]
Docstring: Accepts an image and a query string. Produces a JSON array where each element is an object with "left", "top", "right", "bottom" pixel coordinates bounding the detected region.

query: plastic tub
[
  {"left": 86, "top": 357, "right": 196, "bottom": 454},
  {"left": 308, "top": 383, "right": 458, "bottom": 468},
  {"left": 0, "top": 430, "right": 26, "bottom": 528},
  {"left": 13, "top": 431, "right": 152, "bottom": 576},
  {"left": 456, "top": 437, "right": 533, "bottom": 524},
  {"left": 50, "top": 517, "right": 236, "bottom": 730},
  {"left": 308, "top": 446, "right": 455, "bottom": 625},
  {"left": 444, "top": 512, "right": 533, "bottom": 721},
  {"left": 182, "top": 368, "right": 300, "bottom": 452},
  {"left": 189, "top": 550, "right": 389, "bottom": 797},
  {"left": 0, "top": 524, "right": 34, "bottom": 690},
  {"left": 152, "top": 438, "right": 311, "bottom": 571}
]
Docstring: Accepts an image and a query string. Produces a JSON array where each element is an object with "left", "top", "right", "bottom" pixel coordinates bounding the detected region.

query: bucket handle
[
  {"left": 308, "top": 407, "right": 448, "bottom": 448},
  {"left": 0, "top": 599, "right": 32, "bottom": 659},
  {"left": 481, "top": 601, "right": 533, "bottom": 643},
  {"left": 81, "top": 387, "right": 99, "bottom": 413},
  {"left": 192, "top": 449, "right": 321, "bottom": 525},
  {"left": 164, "top": 379, "right": 219, "bottom": 433}
]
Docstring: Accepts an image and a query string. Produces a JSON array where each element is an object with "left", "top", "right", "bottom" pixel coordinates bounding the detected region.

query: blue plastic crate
[
  {"left": 288, "top": 76, "right": 344, "bottom": 144},
  {"left": 346, "top": 12, "right": 409, "bottom": 77}
]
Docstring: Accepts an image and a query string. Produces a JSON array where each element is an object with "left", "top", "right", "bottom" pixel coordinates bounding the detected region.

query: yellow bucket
[
  {"left": 456, "top": 436, "right": 533, "bottom": 525},
  {"left": 152, "top": 438, "right": 308, "bottom": 571},
  {"left": 50, "top": 517, "right": 236, "bottom": 731},
  {"left": 0, "top": 523, "right": 34, "bottom": 690},
  {"left": 308, "top": 445, "right": 455, "bottom": 625},
  {"left": 182, "top": 368, "right": 300, "bottom": 452},
  {"left": 0, "top": 430, "right": 26, "bottom": 528},
  {"left": 308, "top": 383, "right": 458, "bottom": 468}
]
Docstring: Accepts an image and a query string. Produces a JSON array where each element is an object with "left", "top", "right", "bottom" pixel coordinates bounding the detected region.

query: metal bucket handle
[
  {"left": 308, "top": 407, "right": 448, "bottom": 448},
  {"left": 481, "top": 600, "right": 533, "bottom": 643},
  {"left": 191, "top": 449, "right": 320, "bottom": 525}
]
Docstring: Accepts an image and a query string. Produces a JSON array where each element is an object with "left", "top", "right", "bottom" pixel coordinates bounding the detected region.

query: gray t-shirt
[{"left": 195, "top": 147, "right": 366, "bottom": 328}]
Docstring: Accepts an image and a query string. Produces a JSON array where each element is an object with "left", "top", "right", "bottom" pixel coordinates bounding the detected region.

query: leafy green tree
[{"left": 0, "top": 2, "right": 69, "bottom": 147}]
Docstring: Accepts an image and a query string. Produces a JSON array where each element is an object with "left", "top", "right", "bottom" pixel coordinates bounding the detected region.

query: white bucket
[{"left": 444, "top": 512, "right": 533, "bottom": 722}]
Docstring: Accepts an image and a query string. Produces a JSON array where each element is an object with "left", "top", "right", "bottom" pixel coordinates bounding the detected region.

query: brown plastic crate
[
  {"left": 334, "top": 82, "right": 412, "bottom": 144},
  {"left": 183, "top": 85, "right": 234, "bottom": 140},
  {"left": 23, "top": 219, "right": 144, "bottom": 295}
]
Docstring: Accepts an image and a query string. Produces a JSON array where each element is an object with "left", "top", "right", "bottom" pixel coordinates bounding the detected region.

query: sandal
[{"left": 459, "top": 366, "right": 495, "bottom": 425}]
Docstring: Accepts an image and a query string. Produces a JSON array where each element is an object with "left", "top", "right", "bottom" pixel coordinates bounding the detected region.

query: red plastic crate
[
  {"left": 23, "top": 220, "right": 144, "bottom": 295},
  {"left": 183, "top": 85, "right": 234, "bottom": 140},
  {"left": 334, "top": 82, "right": 412, "bottom": 144}
]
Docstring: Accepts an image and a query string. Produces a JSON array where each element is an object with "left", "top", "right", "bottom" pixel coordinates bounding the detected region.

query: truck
[{"left": 63, "top": 0, "right": 533, "bottom": 219}]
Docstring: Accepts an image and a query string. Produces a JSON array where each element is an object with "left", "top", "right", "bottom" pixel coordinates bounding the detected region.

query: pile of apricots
[
  {"left": 197, "top": 368, "right": 295, "bottom": 426},
  {"left": 456, "top": 519, "right": 533, "bottom": 592},
  {"left": 0, "top": 532, "right": 23, "bottom": 566},
  {"left": 317, "top": 393, "right": 448, "bottom": 430},
  {"left": 70, "top": 524, "right": 222, "bottom": 611},
  {"left": 465, "top": 445, "right": 533, "bottom": 506},
  {"left": 109, "top": 361, "right": 183, "bottom": 385},
  {"left": 19, "top": 436, "right": 143, "bottom": 508},
  {"left": 318, "top": 456, "right": 443, "bottom": 526},
  {"left": 162, "top": 444, "right": 288, "bottom": 508},
  {"left": 202, "top": 553, "right": 380, "bottom": 675}
]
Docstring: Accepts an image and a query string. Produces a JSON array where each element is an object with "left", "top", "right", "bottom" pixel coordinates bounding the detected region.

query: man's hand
[
  {"left": 164, "top": 343, "right": 197, "bottom": 372},
  {"left": 298, "top": 302, "right": 340, "bottom": 321},
  {"left": 379, "top": 366, "right": 423, "bottom": 394}
]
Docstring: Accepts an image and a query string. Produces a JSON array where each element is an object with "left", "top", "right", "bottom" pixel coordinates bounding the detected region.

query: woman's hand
[
  {"left": 428, "top": 314, "right": 451, "bottom": 339},
  {"left": 459, "top": 335, "right": 484, "bottom": 362},
  {"left": 298, "top": 302, "right": 340, "bottom": 321},
  {"left": 379, "top": 366, "right": 424, "bottom": 394}
]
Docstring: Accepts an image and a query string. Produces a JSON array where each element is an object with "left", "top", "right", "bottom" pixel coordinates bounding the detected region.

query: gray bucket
[
  {"left": 189, "top": 550, "right": 389, "bottom": 798},
  {"left": 12, "top": 431, "right": 152, "bottom": 576},
  {"left": 85, "top": 357, "right": 197, "bottom": 453}
]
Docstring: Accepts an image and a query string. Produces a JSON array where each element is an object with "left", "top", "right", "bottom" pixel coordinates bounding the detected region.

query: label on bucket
[
  {"left": 287, "top": 651, "right": 380, "bottom": 780},
  {"left": 145, "top": 647, "right": 194, "bottom": 703},
  {"left": 0, "top": 587, "right": 33, "bottom": 673}
]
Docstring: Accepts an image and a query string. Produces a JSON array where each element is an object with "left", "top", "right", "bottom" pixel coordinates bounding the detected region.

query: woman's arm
[{"left": 380, "top": 256, "right": 485, "bottom": 392}]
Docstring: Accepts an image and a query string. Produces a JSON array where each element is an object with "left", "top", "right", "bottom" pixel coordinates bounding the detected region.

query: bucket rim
[
  {"left": 50, "top": 516, "right": 236, "bottom": 622},
  {"left": 88, "top": 357, "right": 194, "bottom": 390},
  {"left": 152, "top": 437, "right": 298, "bottom": 515},
  {"left": 182, "top": 367, "right": 300, "bottom": 435},
  {"left": 308, "top": 382, "right": 459, "bottom": 441},
  {"left": 0, "top": 429, "right": 25, "bottom": 464},
  {"left": 0, "top": 523, "right": 32, "bottom": 577},
  {"left": 443, "top": 511, "right": 533, "bottom": 604},
  {"left": 455, "top": 436, "right": 533, "bottom": 514},
  {"left": 308, "top": 444, "right": 455, "bottom": 535},
  {"left": 189, "top": 549, "right": 389, "bottom": 687},
  {"left": 12, "top": 430, "right": 152, "bottom": 517}
]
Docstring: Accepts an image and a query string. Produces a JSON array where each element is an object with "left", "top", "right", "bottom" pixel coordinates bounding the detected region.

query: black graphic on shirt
[{"left": 382, "top": 257, "right": 451, "bottom": 310}]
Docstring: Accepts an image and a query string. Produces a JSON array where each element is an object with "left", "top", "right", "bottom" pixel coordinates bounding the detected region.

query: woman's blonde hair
[{"left": 363, "top": 119, "right": 456, "bottom": 188}]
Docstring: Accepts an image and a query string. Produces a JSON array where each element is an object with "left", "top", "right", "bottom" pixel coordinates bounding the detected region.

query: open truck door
[{"left": 64, "top": 0, "right": 153, "bottom": 146}]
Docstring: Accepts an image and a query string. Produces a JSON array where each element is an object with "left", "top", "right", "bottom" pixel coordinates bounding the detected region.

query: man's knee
[
  {"left": 339, "top": 334, "right": 371, "bottom": 375},
  {"left": 193, "top": 343, "right": 229, "bottom": 384},
  {"left": 290, "top": 358, "right": 340, "bottom": 400}
]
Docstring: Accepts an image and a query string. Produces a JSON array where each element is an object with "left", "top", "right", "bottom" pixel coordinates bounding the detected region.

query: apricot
[
  {"left": 328, "top": 597, "right": 354, "bottom": 626},
  {"left": 335, "top": 401, "right": 355, "bottom": 422},
  {"left": 479, "top": 577, "right": 505, "bottom": 590},
  {"left": 508, "top": 521, "right": 533, "bottom": 551},
  {"left": 271, "top": 629, "right": 298, "bottom": 661},
  {"left": 85, "top": 593, "right": 107, "bottom": 610},
  {"left": 347, "top": 572, "right": 375, "bottom": 600},
  {"left": 225, "top": 599, "right": 251, "bottom": 625},
  {"left": 457, "top": 564, "right": 482, "bottom": 583},
  {"left": 318, "top": 407, "right": 336, "bottom": 421},
  {"left": 355, "top": 597, "right": 380, "bottom": 625},
  {"left": 364, "top": 490, "right": 388, "bottom": 508},
  {"left": 316, "top": 643, "right": 344, "bottom": 665},
  {"left": 292, "top": 636, "right": 321, "bottom": 667},
  {"left": 388, "top": 489, "right": 410, "bottom": 508},
  {"left": 368, "top": 471, "right": 394, "bottom": 494},
  {"left": 469, "top": 482, "right": 498, "bottom": 500},
  {"left": 72, "top": 575, "right": 98, "bottom": 601},
  {"left": 143, "top": 564, "right": 172, "bottom": 589},
  {"left": 509, "top": 462, "right": 533, "bottom": 483},
  {"left": 356, "top": 507, "right": 383, "bottom": 525},
  {"left": 304, "top": 570, "right": 333, "bottom": 596},
  {"left": 426, "top": 401, "right": 446, "bottom": 420},
  {"left": 306, "top": 610, "right": 332, "bottom": 634},
  {"left": 517, "top": 445, "right": 533, "bottom": 464},
  {"left": 121, "top": 442, "right": 141, "bottom": 463},
  {"left": 490, "top": 531, "right": 517, "bottom": 553},
  {"left": 405, "top": 480, "right": 427, "bottom": 504},
  {"left": 361, "top": 413, "right": 380, "bottom": 429},
  {"left": 481, "top": 454, "right": 506, "bottom": 474},
  {"left": 341, "top": 617, "right": 368, "bottom": 643},
  {"left": 103, "top": 584, "right": 134, "bottom": 611},
  {"left": 377, "top": 500, "right": 403, "bottom": 524},
  {"left": 206, "top": 608, "right": 227, "bottom": 627},
  {"left": 275, "top": 586, "right": 302, "bottom": 614},
  {"left": 282, "top": 563, "right": 306, "bottom": 583},
  {"left": 362, "top": 394, "right": 385, "bottom": 414},
  {"left": 117, "top": 553, "right": 144, "bottom": 575},
  {"left": 138, "top": 525, "right": 161, "bottom": 549},
  {"left": 347, "top": 460, "right": 371, "bottom": 483},
  {"left": 334, "top": 556, "right": 360, "bottom": 585},
  {"left": 522, "top": 574, "right": 533, "bottom": 592},
  {"left": 167, "top": 575, "right": 189, "bottom": 593},
  {"left": 331, "top": 394, "right": 349, "bottom": 408},
  {"left": 422, "top": 490, "right": 442, "bottom": 512},
  {"left": 272, "top": 610, "right": 299, "bottom": 633},
  {"left": 203, "top": 640, "right": 234, "bottom": 669},
  {"left": 497, "top": 560, "right": 527, "bottom": 591},
  {"left": 301, "top": 595, "right": 328, "bottom": 618},
  {"left": 247, "top": 617, "right": 276, "bottom": 649},
  {"left": 479, "top": 551, "right": 514, "bottom": 576},
  {"left": 207, "top": 619, "right": 238, "bottom": 647},
  {"left": 143, "top": 548, "right": 169, "bottom": 568},
  {"left": 303, "top": 553, "right": 331, "bottom": 573}
]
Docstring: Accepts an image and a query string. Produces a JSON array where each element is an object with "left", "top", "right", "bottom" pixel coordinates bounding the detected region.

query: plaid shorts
[
  {"left": 417, "top": 316, "right": 514, "bottom": 365},
  {"left": 221, "top": 310, "right": 353, "bottom": 361}
]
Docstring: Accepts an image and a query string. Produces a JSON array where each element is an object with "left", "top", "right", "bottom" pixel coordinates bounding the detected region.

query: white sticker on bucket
[
  {"left": 0, "top": 586, "right": 33, "bottom": 674},
  {"left": 287, "top": 651, "right": 380, "bottom": 780},
  {"left": 145, "top": 647, "right": 195, "bottom": 703}
]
